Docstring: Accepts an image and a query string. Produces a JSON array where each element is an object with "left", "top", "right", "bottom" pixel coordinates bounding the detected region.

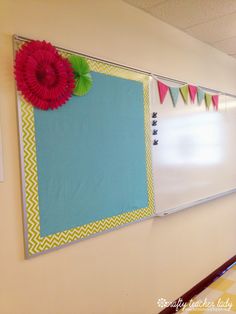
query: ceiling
[{"left": 124, "top": 0, "right": 236, "bottom": 59}]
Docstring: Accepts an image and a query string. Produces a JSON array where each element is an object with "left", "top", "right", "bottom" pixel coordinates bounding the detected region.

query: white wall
[{"left": 0, "top": 1, "right": 235, "bottom": 313}]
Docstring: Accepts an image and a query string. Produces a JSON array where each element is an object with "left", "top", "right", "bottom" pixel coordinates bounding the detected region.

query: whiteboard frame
[
  {"left": 150, "top": 77, "right": 236, "bottom": 216},
  {"left": 156, "top": 188, "right": 236, "bottom": 216}
]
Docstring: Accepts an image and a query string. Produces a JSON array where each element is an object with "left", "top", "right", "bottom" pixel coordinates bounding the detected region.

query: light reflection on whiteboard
[{"left": 157, "top": 112, "right": 223, "bottom": 166}]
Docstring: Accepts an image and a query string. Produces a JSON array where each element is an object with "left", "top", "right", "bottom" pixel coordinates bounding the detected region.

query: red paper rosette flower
[{"left": 14, "top": 40, "right": 75, "bottom": 110}]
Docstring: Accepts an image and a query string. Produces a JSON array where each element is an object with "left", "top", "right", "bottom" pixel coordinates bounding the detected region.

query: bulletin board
[{"left": 15, "top": 37, "right": 155, "bottom": 257}]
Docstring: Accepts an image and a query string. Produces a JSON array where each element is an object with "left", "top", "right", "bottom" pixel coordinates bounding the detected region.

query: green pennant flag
[
  {"left": 180, "top": 85, "right": 188, "bottom": 104},
  {"left": 205, "top": 94, "right": 212, "bottom": 109},
  {"left": 197, "top": 88, "right": 205, "bottom": 105},
  {"left": 169, "top": 87, "right": 179, "bottom": 107}
]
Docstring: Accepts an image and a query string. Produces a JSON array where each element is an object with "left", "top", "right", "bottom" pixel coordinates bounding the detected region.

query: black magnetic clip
[
  {"left": 153, "top": 129, "right": 158, "bottom": 135},
  {"left": 152, "top": 120, "right": 157, "bottom": 126},
  {"left": 153, "top": 139, "right": 159, "bottom": 146},
  {"left": 152, "top": 112, "right": 157, "bottom": 118}
]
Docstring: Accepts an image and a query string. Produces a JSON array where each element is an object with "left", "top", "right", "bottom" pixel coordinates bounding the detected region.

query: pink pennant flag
[
  {"left": 212, "top": 95, "right": 219, "bottom": 111},
  {"left": 188, "top": 85, "right": 197, "bottom": 103},
  {"left": 157, "top": 81, "right": 169, "bottom": 104}
]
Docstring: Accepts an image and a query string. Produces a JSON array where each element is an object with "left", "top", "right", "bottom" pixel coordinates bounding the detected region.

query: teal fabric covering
[{"left": 34, "top": 72, "right": 148, "bottom": 237}]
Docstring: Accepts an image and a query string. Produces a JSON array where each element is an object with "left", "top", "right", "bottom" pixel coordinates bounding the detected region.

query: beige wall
[{"left": 0, "top": 1, "right": 236, "bottom": 313}]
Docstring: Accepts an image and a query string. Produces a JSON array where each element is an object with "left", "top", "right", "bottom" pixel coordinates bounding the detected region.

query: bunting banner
[
  {"left": 157, "top": 81, "right": 169, "bottom": 104},
  {"left": 169, "top": 87, "right": 179, "bottom": 107},
  {"left": 205, "top": 94, "right": 212, "bottom": 110},
  {"left": 188, "top": 85, "right": 197, "bottom": 103},
  {"left": 180, "top": 85, "right": 188, "bottom": 104},
  {"left": 156, "top": 79, "right": 220, "bottom": 111},
  {"left": 212, "top": 95, "right": 219, "bottom": 111},
  {"left": 197, "top": 88, "right": 205, "bottom": 105}
]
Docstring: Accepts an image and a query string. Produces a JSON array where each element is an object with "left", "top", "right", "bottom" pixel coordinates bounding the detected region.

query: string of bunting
[
  {"left": 14, "top": 39, "right": 220, "bottom": 112},
  {"left": 157, "top": 80, "right": 219, "bottom": 110}
]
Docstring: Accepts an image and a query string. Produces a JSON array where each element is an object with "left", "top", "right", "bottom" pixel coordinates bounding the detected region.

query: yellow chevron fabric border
[{"left": 17, "top": 39, "right": 155, "bottom": 257}]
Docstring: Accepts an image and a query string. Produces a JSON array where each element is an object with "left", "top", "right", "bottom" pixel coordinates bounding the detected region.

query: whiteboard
[{"left": 150, "top": 78, "right": 236, "bottom": 215}]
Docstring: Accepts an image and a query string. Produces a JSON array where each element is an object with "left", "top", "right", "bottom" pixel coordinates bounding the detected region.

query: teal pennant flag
[
  {"left": 197, "top": 88, "right": 205, "bottom": 105},
  {"left": 169, "top": 87, "right": 179, "bottom": 107}
]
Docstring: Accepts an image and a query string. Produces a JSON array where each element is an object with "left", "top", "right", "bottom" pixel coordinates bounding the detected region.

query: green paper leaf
[
  {"left": 74, "top": 73, "right": 93, "bottom": 96},
  {"left": 68, "top": 55, "right": 93, "bottom": 96},
  {"left": 69, "top": 55, "right": 90, "bottom": 75}
]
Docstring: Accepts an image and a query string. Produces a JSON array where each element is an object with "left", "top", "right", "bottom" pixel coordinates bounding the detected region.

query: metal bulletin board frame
[{"left": 14, "top": 35, "right": 155, "bottom": 258}]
